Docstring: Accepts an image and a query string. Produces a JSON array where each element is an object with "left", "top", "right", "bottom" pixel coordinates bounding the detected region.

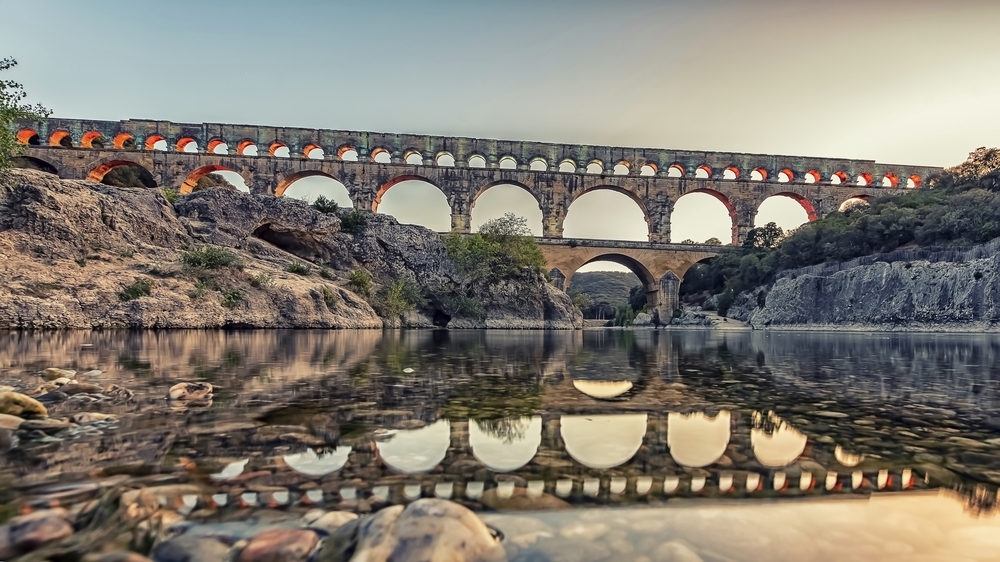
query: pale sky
[{"left": 4, "top": 0, "right": 998, "bottom": 271}]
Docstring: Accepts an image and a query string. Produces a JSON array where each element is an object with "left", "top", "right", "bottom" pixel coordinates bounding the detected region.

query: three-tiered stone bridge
[{"left": 11, "top": 118, "right": 941, "bottom": 315}]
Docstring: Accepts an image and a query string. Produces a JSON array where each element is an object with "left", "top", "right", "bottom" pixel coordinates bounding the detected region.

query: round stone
[{"left": 236, "top": 529, "right": 319, "bottom": 562}]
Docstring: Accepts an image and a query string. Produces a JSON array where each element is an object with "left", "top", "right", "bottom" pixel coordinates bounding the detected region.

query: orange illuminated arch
[
  {"left": 639, "top": 162, "right": 657, "bottom": 176},
  {"left": 302, "top": 144, "right": 323, "bottom": 159},
  {"left": 769, "top": 192, "right": 818, "bottom": 221},
  {"left": 113, "top": 133, "right": 135, "bottom": 149},
  {"left": 778, "top": 168, "right": 795, "bottom": 183},
  {"left": 16, "top": 129, "right": 39, "bottom": 145},
  {"left": 180, "top": 165, "right": 235, "bottom": 194},
  {"left": 338, "top": 145, "right": 359, "bottom": 160},
  {"left": 667, "top": 163, "right": 686, "bottom": 178},
  {"left": 176, "top": 137, "right": 197, "bottom": 152},
  {"left": 804, "top": 170, "right": 821, "bottom": 184},
  {"left": 695, "top": 165, "right": 712, "bottom": 179},
  {"left": 80, "top": 131, "right": 105, "bottom": 148},
  {"left": 751, "top": 167, "right": 768, "bottom": 181},
  {"left": 237, "top": 140, "right": 257, "bottom": 155},
  {"left": 371, "top": 147, "right": 392, "bottom": 163},
  {"left": 275, "top": 170, "right": 349, "bottom": 198},
  {"left": 831, "top": 171, "right": 848, "bottom": 184},
  {"left": 613, "top": 160, "right": 632, "bottom": 175},
  {"left": 87, "top": 160, "right": 155, "bottom": 184},
  {"left": 882, "top": 173, "right": 899, "bottom": 188},
  {"left": 268, "top": 142, "right": 289, "bottom": 157},
  {"left": 856, "top": 173, "right": 873, "bottom": 186},
  {"left": 723, "top": 166, "right": 741, "bottom": 180},
  {"left": 908, "top": 175, "right": 922, "bottom": 188},
  {"left": 471, "top": 179, "right": 542, "bottom": 209},
  {"left": 206, "top": 139, "right": 227, "bottom": 154},
  {"left": 49, "top": 130, "right": 72, "bottom": 147},
  {"left": 145, "top": 135, "right": 166, "bottom": 151}
]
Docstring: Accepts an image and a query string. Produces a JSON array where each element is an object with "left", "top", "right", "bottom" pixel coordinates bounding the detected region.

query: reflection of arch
[
  {"left": 667, "top": 411, "right": 731, "bottom": 467},
  {"left": 49, "top": 130, "right": 72, "bottom": 147},
  {"left": 376, "top": 420, "right": 450, "bottom": 473},
  {"left": 572, "top": 380, "right": 633, "bottom": 399},
  {"left": 561, "top": 414, "right": 647, "bottom": 469},
  {"left": 469, "top": 416, "right": 541, "bottom": 472},
  {"left": 751, "top": 414, "right": 808, "bottom": 468},
  {"left": 87, "top": 160, "right": 155, "bottom": 184},
  {"left": 180, "top": 165, "right": 234, "bottom": 194},
  {"left": 762, "top": 192, "right": 818, "bottom": 221},
  {"left": 12, "top": 156, "right": 59, "bottom": 175},
  {"left": 283, "top": 447, "right": 351, "bottom": 477},
  {"left": 373, "top": 174, "right": 449, "bottom": 212}
]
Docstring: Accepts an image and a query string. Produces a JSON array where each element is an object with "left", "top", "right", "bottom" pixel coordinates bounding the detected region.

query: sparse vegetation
[
  {"left": 375, "top": 278, "right": 422, "bottom": 318},
  {"left": 339, "top": 208, "right": 368, "bottom": 234},
  {"left": 311, "top": 195, "right": 338, "bottom": 214},
  {"left": 1, "top": 57, "right": 51, "bottom": 174},
  {"left": 75, "top": 256, "right": 86, "bottom": 267},
  {"left": 187, "top": 279, "right": 209, "bottom": 299},
  {"left": 571, "top": 292, "right": 593, "bottom": 312},
  {"left": 119, "top": 248, "right": 134, "bottom": 259},
  {"left": 444, "top": 213, "right": 546, "bottom": 283},
  {"left": 613, "top": 304, "right": 636, "bottom": 327},
  {"left": 162, "top": 188, "right": 178, "bottom": 205},
  {"left": 566, "top": 271, "right": 642, "bottom": 319},
  {"left": 249, "top": 272, "right": 273, "bottom": 288},
  {"left": 319, "top": 267, "right": 335, "bottom": 280},
  {"left": 181, "top": 246, "right": 243, "bottom": 270},
  {"left": 287, "top": 260, "right": 311, "bottom": 275},
  {"left": 221, "top": 289, "right": 242, "bottom": 309},
  {"left": 321, "top": 285, "right": 339, "bottom": 309},
  {"left": 441, "top": 294, "right": 486, "bottom": 320},
  {"left": 348, "top": 269, "right": 373, "bottom": 297},
  {"left": 118, "top": 277, "right": 154, "bottom": 301}
]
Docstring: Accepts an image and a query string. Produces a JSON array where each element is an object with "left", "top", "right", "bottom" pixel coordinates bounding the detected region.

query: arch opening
[
  {"left": 804, "top": 170, "right": 820, "bottom": 184},
  {"left": 856, "top": 173, "right": 872, "bottom": 186},
  {"left": 831, "top": 171, "right": 847, "bottom": 185},
  {"left": 559, "top": 159, "right": 577, "bottom": 173},
  {"left": 755, "top": 193, "right": 816, "bottom": 230},
  {"left": 667, "top": 411, "right": 731, "bottom": 468},
  {"left": 180, "top": 165, "right": 247, "bottom": 194},
  {"left": 145, "top": 135, "right": 168, "bottom": 151},
  {"left": 639, "top": 164, "right": 657, "bottom": 177},
  {"left": 283, "top": 447, "right": 351, "bottom": 477},
  {"left": 88, "top": 160, "right": 156, "bottom": 187},
  {"left": 469, "top": 416, "right": 542, "bottom": 472},
  {"left": 376, "top": 420, "right": 450, "bottom": 473},
  {"left": 375, "top": 175, "right": 451, "bottom": 231},
  {"left": 16, "top": 129, "right": 39, "bottom": 145},
  {"left": 49, "top": 130, "right": 72, "bottom": 147},
  {"left": 338, "top": 146, "right": 358, "bottom": 161},
  {"left": 777, "top": 169, "right": 794, "bottom": 183},
  {"left": 529, "top": 158, "right": 548, "bottom": 171},
  {"left": 667, "top": 164, "right": 685, "bottom": 178},
  {"left": 468, "top": 155, "right": 487, "bottom": 168},
  {"left": 303, "top": 145, "right": 325, "bottom": 160},
  {"left": 371, "top": 148, "right": 391, "bottom": 164},
  {"left": 113, "top": 133, "right": 136, "bottom": 150},
  {"left": 882, "top": 173, "right": 899, "bottom": 188},
  {"left": 907, "top": 175, "right": 922, "bottom": 188},
  {"left": 81, "top": 131, "right": 105, "bottom": 149},
  {"left": 270, "top": 143, "right": 290, "bottom": 158},
  {"left": 206, "top": 139, "right": 227, "bottom": 155},
  {"left": 499, "top": 156, "right": 518, "bottom": 170},
  {"left": 561, "top": 414, "right": 647, "bottom": 469},
  {"left": 672, "top": 189, "right": 734, "bottom": 244},
  {"left": 11, "top": 156, "right": 58, "bottom": 175},
  {"left": 436, "top": 153, "right": 455, "bottom": 167},
  {"left": 276, "top": 171, "right": 352, "bottom": 207},
  {"left": 695, "top": 165, "right": 711, "bottom": 179},
  {"left": 405, "top": 151, "right": 424, "bottom": 165},
  {"left": 564, "top": 188, "right": 649, "bottom": 241},
  {"left": 471, "top": 182, "right": 542, "bottom": 236},
  {"left": 722, "top": 167, "right": 739, "bottom": 180},
  {"left": 176, "top": 138, "right": 198, "bottom": 153},
  {"left": 568, "top": 260, "right": 646, "bottom": 319},
  {"left": 586, "top": 161, "right": 604, "bottom": 174},
  {"left": 750, "top": 168, "right": 767, "bottom": 181},
  {"left": 613, "top": 162, "right": 630, "bottom": 176}
]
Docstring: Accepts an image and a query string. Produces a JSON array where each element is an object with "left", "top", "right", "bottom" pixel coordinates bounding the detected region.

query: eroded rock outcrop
[{"left": 0, "top": 170, "right": 581, "bottom": 329}]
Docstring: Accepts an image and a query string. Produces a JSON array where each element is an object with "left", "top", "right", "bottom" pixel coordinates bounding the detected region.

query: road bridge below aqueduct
[{"left": 11, "top": 118, "right": 941, "bottom": 315}]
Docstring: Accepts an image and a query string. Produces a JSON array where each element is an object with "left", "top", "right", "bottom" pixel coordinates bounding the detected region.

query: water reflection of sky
[
  {"left": 470, "top": 416, "right": 541, "bottom": 472},
  {"left": 376, "top": 420, "right": 450, "bottom": 473}
]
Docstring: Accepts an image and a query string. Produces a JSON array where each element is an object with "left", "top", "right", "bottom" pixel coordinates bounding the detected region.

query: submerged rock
[
  {"left": 0, "top": 391, "right": 48, "bottom": 418},
  {"left": 236, "top": 528, "right": 320, "bottom": 562}
]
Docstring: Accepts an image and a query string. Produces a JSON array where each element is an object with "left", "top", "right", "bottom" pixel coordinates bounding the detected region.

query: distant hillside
[{"left": 567, "top": 271, "right": 640, "bottom": 319}]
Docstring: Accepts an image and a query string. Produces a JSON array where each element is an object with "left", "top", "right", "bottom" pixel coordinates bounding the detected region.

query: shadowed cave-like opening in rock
[{"left": 252, "top": 223, "right": 329, "bottom": 262}]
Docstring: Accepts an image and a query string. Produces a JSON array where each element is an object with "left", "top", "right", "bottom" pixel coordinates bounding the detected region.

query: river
[{"left": 1, "top": 329, "right": 999, "bottom": 561}]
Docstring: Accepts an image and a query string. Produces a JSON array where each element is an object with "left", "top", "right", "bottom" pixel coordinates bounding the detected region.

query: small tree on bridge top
[{"left": 1, "top": 57, "right": 51, "bottom": 175}]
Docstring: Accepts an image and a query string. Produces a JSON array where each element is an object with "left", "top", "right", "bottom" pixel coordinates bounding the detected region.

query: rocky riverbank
[
  {"left": 727, "top": 239, "right": 1000, "bottom": 331},
  {"left": 0, "top": 170, "right": 581, "bottom": 330}
]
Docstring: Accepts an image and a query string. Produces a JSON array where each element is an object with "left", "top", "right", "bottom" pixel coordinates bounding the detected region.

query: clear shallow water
[{"left": 2, "top": 329, "right": 1000, "bottom": 560}]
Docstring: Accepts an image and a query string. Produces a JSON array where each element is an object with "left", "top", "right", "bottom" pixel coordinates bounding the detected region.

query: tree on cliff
[
  {"left": 0, "top": 57, "right": 51, "bottom": 174},
  {"left": 444, "top": 213, "right": 546, "bottom": 283}
]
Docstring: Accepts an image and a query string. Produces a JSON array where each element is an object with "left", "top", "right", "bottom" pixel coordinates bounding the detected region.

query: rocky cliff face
[
  {"left": 0, "top": 170, "right": 581, "bottom": 329},
  {"left": 738, "top": 241, "right": 1000, "bottom": 331}
]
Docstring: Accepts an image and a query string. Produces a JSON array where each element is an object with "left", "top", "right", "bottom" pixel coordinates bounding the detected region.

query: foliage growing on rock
[
  {"left": 444, "top": 213, "right": 546, "bottom": 283},
  {"left": 117, "top": 277, "right": 154, "bottom": 301},
  {"left": 339, "top": 209, "right": 368, "bottom": 234},
  {"left": 311, "top": 195, "right": 338, "bottom": 214},
  {"left": 348, "top": 269, "right": 373, "bottom": 298},
  {"left": 181, "top": 246, "right": 244, "bottom": 270},
  {"left": 374, "top": 278, "right": 421, "bottom": 319},
  {"left": 0, "top": 57, "right": 50, "bottom": 174}
]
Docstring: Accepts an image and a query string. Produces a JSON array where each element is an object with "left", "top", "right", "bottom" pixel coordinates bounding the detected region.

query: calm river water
[{"left": 2, "top": 329, "right": 1000, "bottom": 561}]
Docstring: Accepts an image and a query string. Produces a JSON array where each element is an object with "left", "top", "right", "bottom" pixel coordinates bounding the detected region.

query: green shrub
[
  {"left": 119, "top": 248, "right": 134, "bottom": 259},
  {"left": 249, "top": 272, "right": 273, "bottom": 288},
  {"left": 118, "top": 277, "right": 154, "bottom": 301},
  {"left": 375, "top": 279, "right": 421, "bottom": 318},
  {"left": 339, "top": 209, "right": 368, "bottom": 234},
  {"left": 221, "top": 289, "right": 242, "bottom": 309},
  {"left": 571, "top": 292, "right": 593, "bottom": 311},
  {"left": 74, "top": 257, "right": 86, "bottom": 267},
  {"left": 311, "top": 195, "right": 338, "bottom": 214},
  {"left": 444, "top": 213, "right": 546, "bottom": 284},
  {"left": 321, "top": 285, "right": 339, "bottom": 309},
  {"left": 187, "top": 279, "right": 209, "bottom": 299},
  {"left": 163, "top": 188, "right": 178, "bottom": 205},
  {"left": 442, "top": 294, "right": 486, "bottom": 320},
  {"left": 348, "top": 269, "right": 373, "bottom": 297},
  {"left": 287, "top": 260, "right": 311, "bottom": 275},
  {"left": 181, "top": 246, "right": 243, "bottom": 270},
  {"left": 613, "top": 304, "right": 635, "bottom": 327},
  {"left": 319, "top": 267, "right": 335, "bottom": 280}
]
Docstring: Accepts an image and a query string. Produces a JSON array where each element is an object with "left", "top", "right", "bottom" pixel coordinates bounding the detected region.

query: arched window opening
[
  {"left": 639, "top": 164, "right": 657, "bottom": 177},
  {"left": 16, "top": 129, "right": 40, "bottom": 145},
  {"left": 564, "top": 189, "right": 648, "bottom": 241},
  {"left": 882, "top": 173, "right": 899, "bottom": 188},
  {"left": 303, "top": 145, "right": 324, "bottom": 160},
  {"left": 372, "top": 148, "right": 391, "bottom": 164},
  {"left": 839, "top": 196, "right": 870, "bottom": 213},
  {"left": 803, "top": 170, "right": 820, "bottom": 184},
  {"left": 667, "top": 164, "right": 685, "bottom": 178},
  {"left": 907, "top": 175, "right": 921, "bottom": 188},
  {"left": 471, "top": 183, "right": 542, "bottom": 236},
  {"left": 436, "top": 153, "right": 455, "bottom": 167},
  {"left": 613, "top": 162, "right": 630, "bottom": 176},
  {"left": 777, "top": 169, "right": 793, "bottom": 183},
  {"left": 756, "top": 194, "right": 813, "bottom": 231},
  {"left": 468, "top": 155, "right": 487, "bottom": 168},
  {"left": 180, "top": 165, "right": 249, "bottom": 194},
  {"left": 49, "top": 131, "right": 72, "bottom": 147},
  {"left": 89, "top": 161, "right": 157, "bottom": 187},
  {"left": 856, "top": 173, "right": 872, "bottom": 186},
  {"left": 499, "top": 156, "right": 518, "bottom": 170},
  {"left": 176, "top": 138, "right": 198, "bottom": 153},
  {"left": 376, "top": 177, "right": 451, "bottom": 231},
  {"left": 586, "top": 161, "right": 604, "bottom": 174},
  {"left": 278, "top": 173, "right": 352, "bottom": 207},
  {"left": 559, "top": 159, "right": 577, "bottom": 173},
  {"left": 750, "top": 168, "right": 767, "bottom": 181},
  {"left": 113, "top": 133, "right": 136, "bottom": 150},
  {"left": 338, "top": 146, "right": 358, "bottom": 161},
  {"left": 206, "top": 140, "right": 226, "bottom": 154},
  {"left": 695, "top": 165, "right": 711, "bottom": 179},
  {"left": 722, "top": 167, "right": 739, "bottom": 180},
  {"left": 831, "top": 171, "right": 847, "bottom": 185},
  {"left": 270, "top": 143, "right": 290, "bottom": 158},
  {"left": 81, "top": 132, "right": 106, "bottom": 149},
  {"left": 235, "top": 141, "right": 256, "bottom": 156},
  {"left": 146, "top": 135, "right": 168, "bottom": 151},
  {"left": 529, "top": 158, "right": 548, "bottom": 171},
  {"left": 569, "top": 260, "right": 645, "bottom": 319},
  {"left": 405, "top": 151, "right": 424, "bottom": 165},
  {"left": 672, "top": 191, "right": 734, "bottom": 244}
]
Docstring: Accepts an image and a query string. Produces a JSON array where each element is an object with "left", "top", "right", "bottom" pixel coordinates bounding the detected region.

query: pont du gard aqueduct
[{"left": 11, "top": 118, "right": 942, "bottom": 314}]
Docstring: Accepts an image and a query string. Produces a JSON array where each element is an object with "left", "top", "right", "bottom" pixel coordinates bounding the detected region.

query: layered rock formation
[
  {"left": 0, "top": 170, "right": 581, "bottom": 329},
  {"left": 734, "top": 239, "right": 1000, "bottom": 331}
]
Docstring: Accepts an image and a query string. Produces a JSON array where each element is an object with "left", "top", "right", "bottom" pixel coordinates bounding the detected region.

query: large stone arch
[
  {"left": 757, "top": 191, "right": 819, "bottom": 222},
  {"left": 566, "top": 184, "right": 653, "bottom": 238},
  {"left": 274, "top": 170, "right": 353, "bottom": 206},
  {"left": 471, "top": 180, "right": 543, "bottom": 209},
  {"left": 676, "top": 187, "right": 739, "bottom": 244},
  {"left": 12, "top": 156, "right": 59, "bottom": 176},
  {"left": 372, "top": 174, "right": 450, "bottom": 213},
  {"left": 180, "top": 164, "right": 243, "bottom": 194},
  {"left": 86, "top": 159, "right": 155, "bottom": 184}
]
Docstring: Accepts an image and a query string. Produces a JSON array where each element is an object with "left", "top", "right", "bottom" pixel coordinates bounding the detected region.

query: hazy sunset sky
[{"left": 4, "top": 0, "right": 999, "bottom": 269}]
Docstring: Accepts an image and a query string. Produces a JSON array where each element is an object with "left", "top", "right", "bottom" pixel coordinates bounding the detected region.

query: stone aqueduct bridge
[{"left": 13, "top": 118, "right": 940, "bottom": 311}]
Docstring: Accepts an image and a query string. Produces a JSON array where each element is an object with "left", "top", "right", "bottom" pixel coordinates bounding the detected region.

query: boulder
[
  {"left": 0, "top": 508, "right": 74, "bottom": 557},
  {"left": 168, "top": 382, "right": 213, "bottom": 401},
  {"left": 236, "top": 529, "right": 320, "bottom": 562},
  {"left": 0, "top": 392, "right": 48, "bottom": 418}
]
